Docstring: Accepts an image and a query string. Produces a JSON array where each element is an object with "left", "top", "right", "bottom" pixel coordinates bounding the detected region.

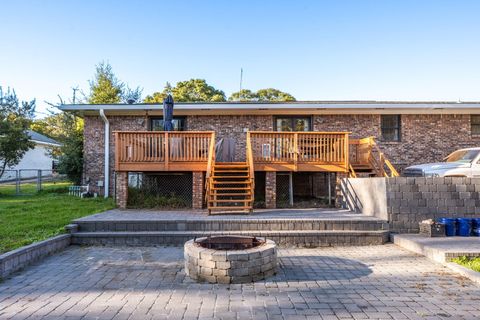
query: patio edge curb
[
  {"left": 0, "top": 234, "right": 71, "bottom": 280},
  {"left": 444, "top": 262, "right": 480, "bottom": 285}
]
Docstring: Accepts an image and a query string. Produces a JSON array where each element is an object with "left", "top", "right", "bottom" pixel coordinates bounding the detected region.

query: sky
[{"left": 2, "top": 0, "right": 480, "bottom": 117}]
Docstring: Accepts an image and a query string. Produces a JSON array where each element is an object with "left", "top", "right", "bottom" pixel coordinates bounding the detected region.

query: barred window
[
  {"left": 381, "top": 115, "right": 401, "bottom": 141},
  {"left": 471, "top": 115, "right": 480, "bottom": 135}
]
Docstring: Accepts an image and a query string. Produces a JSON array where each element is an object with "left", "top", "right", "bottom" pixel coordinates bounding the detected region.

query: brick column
[
  {"left": 116, "top": 171, "right": 128, "bottom": 209},
  {"left": 192, "top": 172, "right": 204, "bottom": 209},
  {"left": 265, "top": 172, "right": 276, "bottom": 209}
]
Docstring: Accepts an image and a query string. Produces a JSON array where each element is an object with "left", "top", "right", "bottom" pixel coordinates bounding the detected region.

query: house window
[
  {"left": 274, "top": 116, "right": 311, "bottom": 131},
  {"left": 381, "top": 115, "right": 401, "bottom": 141},
  {"left": 150, "top": 117, "right": 186, "bottom": 131},
  {"left": 471, "top": 115, "right": 480, "bottom": 135}
]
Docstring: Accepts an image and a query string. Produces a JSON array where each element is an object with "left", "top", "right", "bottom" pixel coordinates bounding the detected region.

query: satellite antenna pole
[
  {"left": 239, "top": 68, "right": 243, "bottom": 100},
  {"left": 72, "top": 86, "right": 79, "bottom": 104}
]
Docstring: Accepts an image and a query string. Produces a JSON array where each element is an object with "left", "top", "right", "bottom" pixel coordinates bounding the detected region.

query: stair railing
[
  {"left": 367, "top": 137, "right": 399, "bottom": 177},
  {"left": 246, "top": 131, "right": 255, "bottom": 208},
  {"left": 349, "top": 136, "right": 399, "bottom": 177},
  {"left": 204, "top": 132, "right": 216, "bottom": 205}
]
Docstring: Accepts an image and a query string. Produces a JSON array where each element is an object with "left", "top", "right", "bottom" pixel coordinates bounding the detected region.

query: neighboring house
[
  {"left": 0, "top": 130, "right": 61, "bottom": 181},
  {"left": 59, "top": 101, "right": 480, "bottom": 212}
]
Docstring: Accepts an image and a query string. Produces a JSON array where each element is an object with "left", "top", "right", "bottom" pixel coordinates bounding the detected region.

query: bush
[
  {"left": 453, "top": 256, "right": 480, "bottom": 272},
  {"left": 127, "top": 187, "right": 189, "bottom": 209}
]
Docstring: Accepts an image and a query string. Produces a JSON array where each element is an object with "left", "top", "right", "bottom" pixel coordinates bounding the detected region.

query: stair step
[
  {"left": 212, "top": 175, "right": 250, "bottom": 179},
  {"left": 209, "top": 192, "right": 251, "bottom": 196},
  {"left": 214, "top": 165, "right": 249, "bottom": 169},
  {"left": 74, "top": 218, "right": 389, "bottom": 232},
  {"left": 213, "top": 181, "right": 252, "bottom": 185},
  {"left": 211, "top": 187, "right": 251, "bottom": 190},
  {"left": 208, "top": 199, "right": 253, "bottom": 203},
  {"left": 207, "top": 206, "right": 253, "bottom": 210},
  {"left": 71, "top": 230, "right": 390, "bottom": 247}
]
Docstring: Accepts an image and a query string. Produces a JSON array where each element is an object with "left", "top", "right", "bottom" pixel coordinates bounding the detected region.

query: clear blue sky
[{"left": 2, "top": 0, "right": 480, "bottom": 116}]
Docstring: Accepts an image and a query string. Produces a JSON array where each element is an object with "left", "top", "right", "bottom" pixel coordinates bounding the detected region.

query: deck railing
[
  {"left": 249, "top": 131, "right": 350, "bottom": 172},
  {"left": 114, "top": 131, "right": 215, "bottom": 171}
]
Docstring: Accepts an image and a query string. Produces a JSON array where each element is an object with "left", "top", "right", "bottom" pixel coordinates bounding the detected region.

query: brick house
[{"left": 59, "top": 101, "right": 480, "bottom": 212}]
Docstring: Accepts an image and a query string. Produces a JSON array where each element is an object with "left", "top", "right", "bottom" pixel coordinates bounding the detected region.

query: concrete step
[
  {"left": 74, "top": 218, "right": 389, "bottom": 232},
  {"left": 71, "top": 230, "right": 389, "bottom": 247}
]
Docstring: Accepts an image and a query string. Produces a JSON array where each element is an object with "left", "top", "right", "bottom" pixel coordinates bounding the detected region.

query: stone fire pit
[{"left": 184, "top": 235, "right": 277, "bottom": 284}]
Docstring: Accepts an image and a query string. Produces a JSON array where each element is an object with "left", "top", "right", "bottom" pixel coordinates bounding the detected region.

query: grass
[
  {"left": 452, "top": 256, "right": 480, "bottom": 272},
  {"left": 0, "top": 181, "right": 115, "bottom": 254}
]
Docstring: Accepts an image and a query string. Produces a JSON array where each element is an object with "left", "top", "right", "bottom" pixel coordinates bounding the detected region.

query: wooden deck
[{"left": 114, "top": 131, "right": 398, "bottom": 177}]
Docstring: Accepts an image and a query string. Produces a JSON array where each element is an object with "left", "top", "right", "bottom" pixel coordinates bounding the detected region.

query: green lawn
[
  {"left": 0, "top": 182, "right": 115, "bottom": 254},
  {"left": 452, "top": 256, "right": 480, "bottom": 272}
]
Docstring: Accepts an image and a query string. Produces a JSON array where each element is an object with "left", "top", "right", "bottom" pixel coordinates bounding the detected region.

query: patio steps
[{"left": 69, "top": 217, "right": 390, "bottom": 247}]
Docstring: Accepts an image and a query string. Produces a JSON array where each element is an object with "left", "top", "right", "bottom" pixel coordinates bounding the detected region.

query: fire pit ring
[{"left": 184, "top": 235, "right": 277, "bottom": 284}]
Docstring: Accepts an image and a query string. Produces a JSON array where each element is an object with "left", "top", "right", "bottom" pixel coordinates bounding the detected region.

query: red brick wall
[
  {"left": 192, "top": 171, "right": 204, "bottom": 209},
  {"left": 265, "top": 172, "right": 276, "bottom": 209},
  {"left": 188, "top": 115, "right": 273, "bottom": 161},
  {"left": 115, "top": 171, "right": 128, "bottom": 209},
  {"left": 83, "top": 115, "right": 148, "bottom": 196},
  {"left": 83, "top": 113, "right": 480, "bottom": 198},
  {"left": 313, "top": 114, "right": 480, "bottom": 169}
]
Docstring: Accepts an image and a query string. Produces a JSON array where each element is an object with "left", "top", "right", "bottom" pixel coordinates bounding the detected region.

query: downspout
[{"left": 99, "top": 109, "right": 109, "bottom": 198}]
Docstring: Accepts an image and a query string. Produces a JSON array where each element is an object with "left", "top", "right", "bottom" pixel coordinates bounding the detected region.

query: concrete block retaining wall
[
  {"left": 0, "top": 234, "right": 71, "bottom": 279},
  {"left": 340, "top": 177, "right": 480, "bottom": 233}
]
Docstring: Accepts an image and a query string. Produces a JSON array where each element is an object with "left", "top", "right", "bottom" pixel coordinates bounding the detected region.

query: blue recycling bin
[
  {"left": 472, "top": 218, "right": 480, "bottom": 237},
  {"left": 438, "top": 218, "right": 456, "bottom": 237},
  {"left": 456, "top": 218, "right": 472, "bottom": 237}
]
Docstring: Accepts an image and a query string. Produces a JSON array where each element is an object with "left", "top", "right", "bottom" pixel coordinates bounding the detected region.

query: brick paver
[{"left": 0, "top": 245, "right": 479, "bottom": 320}]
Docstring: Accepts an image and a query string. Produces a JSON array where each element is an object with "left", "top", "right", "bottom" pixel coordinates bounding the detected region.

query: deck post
[
  {"left": 328, "top": 172, "right": 332, "bottom": 206},
  {"left": 115, "top": 171, "right": 128, "bottom": 209},
  {"left": 192, "top": 171, "right": 204, "bottom": 210},
  {"left": 265, "top": 171, "right": 276, "bottom": 209},
  {"left": 165, "top": 132, "right": 169, "bottom": 170},
  {"left": 288, "top": 172, "right": 293, "bottom": 206}
]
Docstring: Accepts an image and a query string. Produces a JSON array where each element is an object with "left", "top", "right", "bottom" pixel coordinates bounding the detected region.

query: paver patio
[{"left": 0, "top": 244, "right": 479, "bottom": 320}]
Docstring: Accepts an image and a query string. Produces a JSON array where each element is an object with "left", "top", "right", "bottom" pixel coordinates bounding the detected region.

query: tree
[
  {"left": 228, "top": 89, "right": 256, "bottom": 102},
  {"left": 144, "top": 79, "right": 225, "bottom": 103},
  {"left": 36, "top": 95, "right": 84, "bottom": 184},
  {"left": 0, "top": 87, "right": 35, "bottom": 179},
  {"left": 88, "top": 62, "right": 124, "bottom": 104},
  {"left": 256, "top": 88, "right": 295, "bottom": 102},
  {"left": 55, "top": 113, "right": 83, "bottom": 184},
  {"left": 229, "top": 88, "right": 296, "bottom": 102},
  {"left": 143, "top": 82, "right": 172, "bottom": 103}
]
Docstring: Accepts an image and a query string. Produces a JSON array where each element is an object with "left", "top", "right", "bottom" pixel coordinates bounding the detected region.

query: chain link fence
[
  {"left": 276, "top": 173, "right": 291, "bottom": 208},
  {"left": 126, "top": 172, "right": 193, "bottom": 208},
  {"left": 276, "top": 172, "right": 335, "bottom": 208},
  {"left": 0, "top": 169, "right": 67, "bottom": 195}
]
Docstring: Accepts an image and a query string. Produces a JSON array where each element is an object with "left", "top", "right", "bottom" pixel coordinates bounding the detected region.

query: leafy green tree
[
  {"left": 145, "top": 79, "right": 225, "bottom": 103},
  {"left": 144, "top": 82, "right": 172, "bottom": 103},
  {"left": 33, "top": 100, "right": 84, "bottom": 184},
  {"left": 88, "top": 62, "right": 124, "bottom": 104},
  {"left": 228, "top": 89, "right": 257, "bottom": 101},
  {"left": 256, "top": 88, "right": 295, "bottom": 102},
  {"left": 55, "top": 114, "right": 84, "bottom": 184},
  {"left": 229, "top": 88, "right": 296, "bottom": 102},
  {"left": 0, "top": 87, "right": 35, "bottom": 179}
]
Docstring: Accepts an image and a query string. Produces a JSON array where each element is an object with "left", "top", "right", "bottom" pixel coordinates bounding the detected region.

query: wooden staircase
[
  {"left": 349, "top": 137, "right": 399, "bottom": 178},
  {"left": 207, "top": 162, "right": 254, "bottom": 215}
]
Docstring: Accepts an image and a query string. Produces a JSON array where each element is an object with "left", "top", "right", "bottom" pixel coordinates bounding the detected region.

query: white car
[{"left": 403, "top": 147, "right": 480, "bottom": 177}]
